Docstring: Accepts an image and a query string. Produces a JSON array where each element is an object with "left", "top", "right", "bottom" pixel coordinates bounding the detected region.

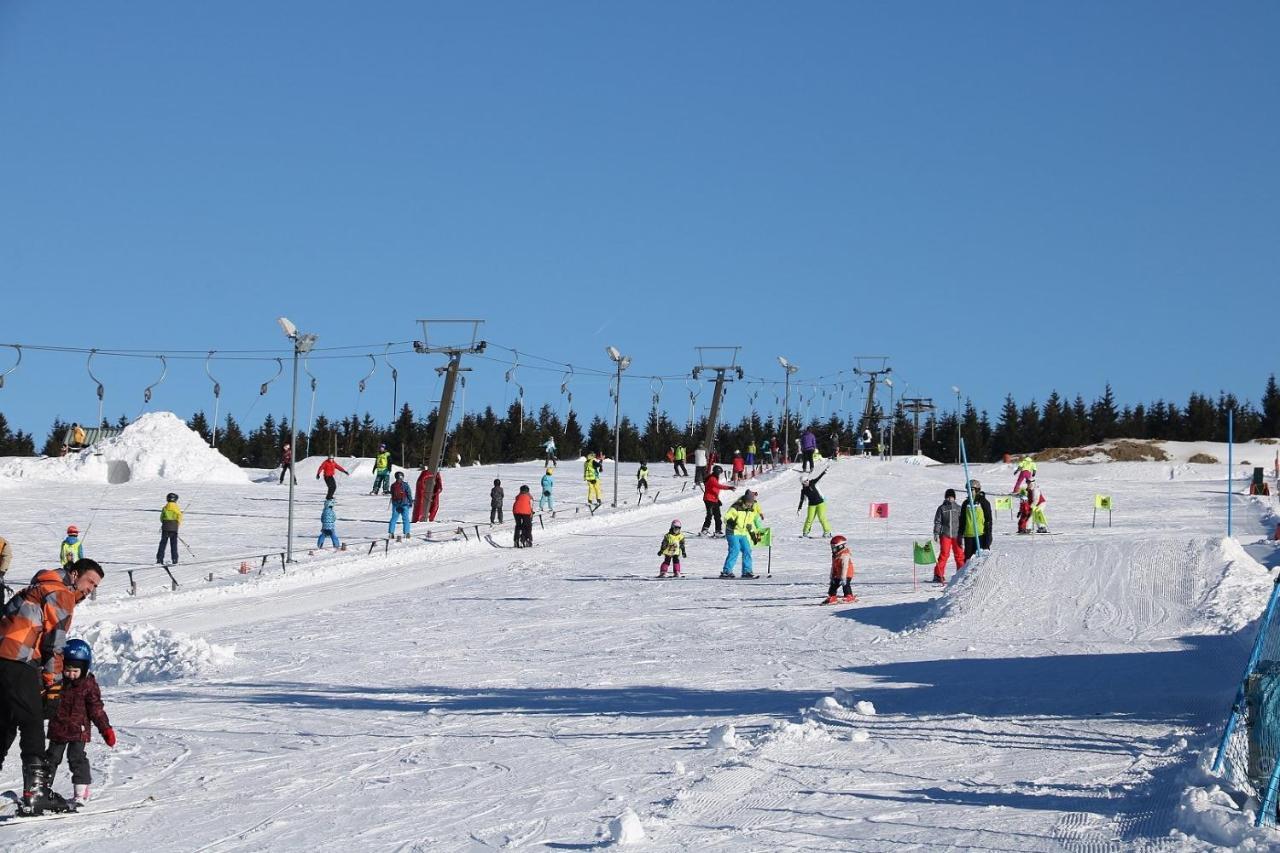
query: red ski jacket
[
  {"left": 47, "top": 672, "right": 111, "bottom": 744},
  {"left": 316, "top": 459, "right": 348, "bottom": 478},
  {"left": 704, "top": 475, "right": 731, "bottom": 504}
]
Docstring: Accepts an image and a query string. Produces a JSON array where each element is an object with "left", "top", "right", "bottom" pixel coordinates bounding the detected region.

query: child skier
[
  {"left": 1018, "top": 479, "right": 1050, "bottom": 533},
  {"left": 316, "top": 455, "right": 349, "bottom": 500},
  {"left": 931, "top": 489, "right": 964, "bottom": 583},
  {"left": 824, "top": 534, "right": 856, "bottom": 604},
  {"left": 512, "top": 485, "right": 534, "bottom": 547},
  {"left": 45, "top": 639, "right": 115, "bottom": 810},
  {"left": 583, "top": 452, "right": 603, "bottom": 510},
  {"left": 490, "top": 479, "right": 505, "bottom": 525},
  {"left": 156, "top": 492, "right": 182, "bottom": 565},
  {"left": 746, "top": 441, "right": 758, "bottom": 476},
  {"left": 371, "top": 445, "right": 392, "bottom": 495},
  {"left": 317, "top": 498, "right": 340, "bottom": 549},
  {"left": 539, "top": 468, "right": 555, "bottom": 512},
  {"left": 731, "top": 450, "right": 746, "bottom": 482},
  {"left": 388, "top": 471, "right": 413, "bottom": 538},
  {"left": 60, "top": 526, "right": 82, "bottom": 568},
  {"left": 636, "top": 462, "right": 649, "bottom": 496},
  {"left": 797, "top": 469, "right": 832, "bottom": 538},
  {"left": 657, "top": 519, "right": 687, "bottom": 577}
]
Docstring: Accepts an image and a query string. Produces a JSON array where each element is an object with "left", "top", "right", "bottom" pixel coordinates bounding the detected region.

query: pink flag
[{"left": 869, "top": 502, "right": 889, "bottom": 519}]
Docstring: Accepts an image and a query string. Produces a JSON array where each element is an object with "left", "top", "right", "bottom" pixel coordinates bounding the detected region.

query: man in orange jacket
[
  {"left": 512, "top": 485, "right": 534, "bottom": 547},
  {"left": 0, "top": 558, "right": 103, "bottom": 813}
]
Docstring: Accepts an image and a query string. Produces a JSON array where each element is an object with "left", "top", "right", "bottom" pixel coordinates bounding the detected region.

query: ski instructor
[{"left": 0, "top": 557, "right": 103, "bottom": 813}]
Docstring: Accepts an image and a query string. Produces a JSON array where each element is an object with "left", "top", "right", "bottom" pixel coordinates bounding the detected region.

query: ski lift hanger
[{"left": 0, "top": 344, "right": 20, "bottom": 389}]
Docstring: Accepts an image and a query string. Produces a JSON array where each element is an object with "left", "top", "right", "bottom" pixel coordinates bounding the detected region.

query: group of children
[{"left": 489, "top": 478, "right": 537, "bottom": 547}]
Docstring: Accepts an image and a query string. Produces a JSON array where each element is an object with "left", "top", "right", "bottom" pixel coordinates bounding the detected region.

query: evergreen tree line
[{"left": 10, "top": 377, "right": 1280, "bottom": 467}]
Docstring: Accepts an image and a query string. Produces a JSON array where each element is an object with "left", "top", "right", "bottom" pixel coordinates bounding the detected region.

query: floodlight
[
  {"left": 606, "top": 346, "right": 622, "bottom": 363},
  {"left": 952, "top": 385, "right": 960, "bottom": 394},
  {"left": 277, "top": 316, "right": 298, "bottom": 339},
  {"left": 777, "top": 356, "right": 790, "bottom": 369}
]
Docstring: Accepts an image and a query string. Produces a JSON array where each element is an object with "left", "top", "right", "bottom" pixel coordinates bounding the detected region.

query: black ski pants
[
  {"left": 46, "top": 740, "right": 91, "bottom": 785},
  {"left": 701, "top": 500, "right": 722, "bottom": 534},
  {"left": 513, "top": 514, "right": 533, "bottom": 547},
  {"left": 324, "top": 475, "right": 337, "bottom": 500},
  {"left": 279, "top": 463, "right": 295, "bottom": 485},
  {"left": 694, "top": 466, "right": 706, "bottom": 487},
  {"left": 674, "top": 460, "right": 687, "bottom": 476},
  {"left": 491, "top": 504, "right": 504, "bottom": 525},
  {"left": 827, "top": 578, "right": 853, "bottom": 597},
  {"left": 0, "top": 660, "right": 45, "bottom": 776},
  {"left": 157, "top": 530, "right": 178, "bottom": 564}
]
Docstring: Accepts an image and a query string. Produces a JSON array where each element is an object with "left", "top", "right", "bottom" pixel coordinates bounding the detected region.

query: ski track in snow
[{"left": 0, "top": 448, "right": 1272, "bottom": 850}]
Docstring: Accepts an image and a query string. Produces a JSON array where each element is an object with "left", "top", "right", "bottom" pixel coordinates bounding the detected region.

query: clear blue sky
[{"left": 1, "top": 2, "right": 1276, "bottom": 438}]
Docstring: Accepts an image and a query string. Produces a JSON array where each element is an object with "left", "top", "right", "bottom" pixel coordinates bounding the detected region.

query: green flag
[
  {"left": 913, "top": 540, "right": 936, "bottom": 565},
  {"left": 1095, "top": 494, "right": 1113, "bottom": 510},
  {"left": 994, "top": 496, "right": 1013, "bottom": 511},
  {"left": 756, "top": 526, "right": 772, "bottom": 547}
]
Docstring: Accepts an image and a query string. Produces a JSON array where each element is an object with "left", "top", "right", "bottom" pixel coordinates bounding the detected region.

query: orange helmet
[
  {"left": 830, "top": 534, "right": 847, "bottom": 552},
  {"left": 66, "top": 525, "right": 79, "bottom": 535}
]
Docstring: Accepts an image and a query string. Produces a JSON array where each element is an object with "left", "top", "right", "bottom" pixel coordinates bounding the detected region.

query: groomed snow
[{"left": 0, "top": 448, "right": 1275, "bottom": 848}]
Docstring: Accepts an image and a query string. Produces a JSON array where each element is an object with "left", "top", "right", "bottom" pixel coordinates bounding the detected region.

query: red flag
[{"left": 869, "top": 502, "right": 889, "bottom": 519}]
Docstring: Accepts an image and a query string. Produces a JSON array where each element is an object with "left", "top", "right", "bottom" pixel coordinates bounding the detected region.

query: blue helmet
[{"left": 63, "top": 639, "right": 92, "bottom": 672}]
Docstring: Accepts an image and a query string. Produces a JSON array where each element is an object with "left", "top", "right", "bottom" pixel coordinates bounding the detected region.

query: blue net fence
[{"left": 1214, "top": 575, "right": 1280, "bottom": 826}]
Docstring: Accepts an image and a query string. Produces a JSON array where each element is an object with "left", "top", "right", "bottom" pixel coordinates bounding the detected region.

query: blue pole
[
  {"left": 959, "top": 438, "right": 982, "bottom": 557},
  {"left": 1228, "top": 408, "right": 1234, "bottom": 538},
  {"left": 1214, "top": 574, "right": 1280, "bottom": 772}
]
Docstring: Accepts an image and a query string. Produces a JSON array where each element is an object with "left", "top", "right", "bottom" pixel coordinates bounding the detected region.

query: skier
[
  {"left": 388, "top": 472, "right": 413, "bottom": 539},
  {"left": 317, "top": 498, "right": 340, "bottom": 550},
  {"left": 59, "top": 526, "right": 82, "bottom": 568},
  {"left": 797, "top": 469, "right": 832, "bottom": 538},
  {"left": 1018, "top": 479, "right": 1050, "bottom": 534},
  {"left": 539, "top": 467, "right": 555, "bottom": 513},
  {"left": 543, "top": 437, "right": 558, "bottom": 466},
  {"left": 636, "top": 462, "right": 649, "bottom": 496},
  {"left": 512, "top": 485, "right": 534, "bottom": 548},
  {"left": 316, "top": 455, "right": 349, "bottom": 500},
  {"left": 674, "top": 444, "right": 688, "bottom": 477},
  {"left": 861, "top": 428, "right": 873, "bottom": 458},
  {"left": 720, "top": 490, "right": 764, "bottom": 579},
  {"left": 931, "top": 488, "right": 965, "bottom": 583},
  {"left": 960, "top": 479, "right": 993, "bottom": 560},
  {"left": 583, "top": 452, "right": 603, "bottom": 510},
  {"left": 699, "top": 465, "right": 735, "bottom": 537},
  {"left": 746, "top": 441, "right": 758, "bottom": 476},
  {"left": 44, "top": 638, "right": 115, "bottom": 810},
  {"left": 823, "top": 534, "right": 856, "bottom": 604},
  {"left": 490, "top": 479, "right": 505, "bottom": 525},
  {"left": 156, "top": 492, "right": 182, "bottom": 565},
  {"left": 1012, "top": 455, "right": 1037, "bottom": 495},
  {"left": 767, "top": 436, "right": 779, "bottom": 466},
  {"left": 427, "top": 471, "right": 443, "bottom": 522},
  {"left": 657, "top": 519, "right": 687, "bottom": 578},
  {"left": 731, "top": 450, "right": 746, "bottom": 483},
  {"left": 279, "top": 442, "right": 296, "bottom": 485},
  {"left": 855, "top": 433, "right": 865, "bottom": 457},
  {"left": 693, "top": 443, "right": 708, "bottom": 487},
  {"left": 371, "top": 444, "right": 392, "bottom": 495},
  {"left": 0, "top": 557, "right": 103, "bottom": 815},
  {"left": 801, "top": 429, "right": 818, "bottom": 473}
]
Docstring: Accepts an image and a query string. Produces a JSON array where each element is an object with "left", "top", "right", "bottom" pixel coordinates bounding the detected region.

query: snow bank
[
  {"left": 606, "top": 808, "right": 645, "bottom": 845},
  {"left": 1202, "top": 538, "right": 1274, "bottom": 634},
  {"left": 79, "top": 620, "right": 235, "bottom": 686},
  {"left": 706, "top": 723, "right": 739, "bottom": 749},
  {"left": 0, "top": 412, "right": 249, "bottom": 485},
  {"left": 1171, "top": 748, "right": 1277, "bottom": 850}
]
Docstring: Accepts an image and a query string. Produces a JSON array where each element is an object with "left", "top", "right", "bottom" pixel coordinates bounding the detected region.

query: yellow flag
[{"left": 1094, "top": 494, "right": 1113, "bottom": 510}]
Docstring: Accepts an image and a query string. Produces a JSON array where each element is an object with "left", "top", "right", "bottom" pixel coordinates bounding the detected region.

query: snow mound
[
  {"left": 832, "top": 689, "right": 876, "bottom": 715},
  {"left": 768, "top": 719, "right": 834, "bottom": 744},
  {"left": 812, "top": 695, "right": 842, "bottom": 712},
  {"left": 706, "top": 723, "right": 739, "bottom": 749},
  {"left": 0, "top": 412, "right": 249, "bottom": 485},
  {"left": 606, "top": 808, "right": 645, "bottom": 845},
  {"left": 1202, "top": 538, "right": 1274, "bottom": 634},
  {"left": 849, "top": 730, "right": 871, "bottom": 742},
  {"left": 79, "top": 620, "right": 235, "bottom": 686}
]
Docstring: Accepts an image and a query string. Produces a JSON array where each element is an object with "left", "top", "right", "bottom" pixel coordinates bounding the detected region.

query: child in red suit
[
  {"left": 824, "top": 535, "right": 857, "bottom": 605},
  {"left": 45, "top": 639, "right": 115, "bottom": 809}
]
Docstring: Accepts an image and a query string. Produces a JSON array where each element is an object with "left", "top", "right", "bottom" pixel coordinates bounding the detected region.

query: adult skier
[
  {"left": 797, "top": 469, "right": 832, "bottom": 538},
  {"left": 156, "top": 492, "right": 182, "bottom": 565},
  {"left": 931, "top": 488, "right": 965, "bottom": 583},
  {"left": 543, "top": 437, "right": 558, "bottom": 466},
  {"left": 371, "top": 445, "right": 392, "bottom": 495},
  {"left": 512, "top": 486, "right": 534, "bottom": 548},
  {"left": 699, "top": 465, "right": 735, "bottom": 537},
  {"left": 316, "top": 455, "right": 349, "bottom": 500},
  {"left": 279, "top": 443, "right": 296, "bottom": 485},
  {"left": 674, "top": 444, "right": 688, "bottom": 477},
  {"left": 801, "top": 429, "right": 818, "bottom": 472},
  {"left": 693, "top": 443, "right": 709, "bottom": 487},
  {"left": 0, "top": 558, "right": 103, "bottom": 814},
  {"left": 720, "top": 490, "right": 764, "bottom": 579}
]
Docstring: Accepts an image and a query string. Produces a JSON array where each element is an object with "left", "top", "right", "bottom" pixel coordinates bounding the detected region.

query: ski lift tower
[
  {"left": 901, "top": 397, "right": 936, "bottom": 456},
  {"left": 853, "top": 356, "right": 892, "bottom": 437},
  {"left": 414, "top": 320, "right": 486, "bottom": 476},
  {"left": 692, "top": 347, "right": 743, "bottom": 461}
]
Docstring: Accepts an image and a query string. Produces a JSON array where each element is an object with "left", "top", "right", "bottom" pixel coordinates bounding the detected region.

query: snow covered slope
[{"left": 0, "top": 450, "right": 1274, "bottom": 849}]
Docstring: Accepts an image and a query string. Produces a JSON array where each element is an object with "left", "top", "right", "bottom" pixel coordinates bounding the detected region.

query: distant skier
[
  {"left": 636, "top": 462, "right": 649, "bottom": 496},
  {"left": 931, "top": 488, "right": 965, "bottom": 583},
  {"left": 1018, "top": 479, "right": 1050, "bottom": 534},
  {"left": 156, "top": 492, "right": 182, "bottom": 565},
  {"left": 317, "top": 498, "right": 341, "bottom": 550},
  {"left": 490, "top": 479, "right": 505, "bottom": 525},
  {"left": 59, "top": 526, "right": 82, "bottom": 569},
  {"left": 699, "top": 465, "right": 735, "bottom": 537},
  {"left": 583, "top": 452, "right": 603, "bottom": 510},
  {"left": 539, "top": 467, "right": 555, "bottom": 513},
  {"left": 371, "top": 445, "right": 392, "bottom": 495},
  {"left": 316, "top": 455, "right": 348, "bottom": 500},
  {"left": 801, "top": 429, "right": 818, "bottom": 473},
  {"left": 823, "top": 534, "right": 856, "bottom": 604},
  {"left": 720, "top": 490, "right": 764, "bottom": 579},
  {"left": 797, "top": 469, "right": 832, "bottom": 538},
  {"left": 0, "top": 534, "right": 10, "bottom": 582},
  {"left": 731, "top": 450, "right": 746, "bottom": 483},
  {"left": 861, "top": 428, "right": 873, "bottom": 458},
  {"left": 1012, "top": 455, "right": 1037, "bottom": 495},
  {"left": 44, "top": 638, "right": 115, "bottom": 811},
  {"left": 674, "top": 444, "right": 688, "bottom": 477},
  {"left": 855, "top": 433, "right": 865, "bottom": 457},
  {"left": 388, "top": 472, "right": 413, "bottom": 538},
  {"left": 693, "top": 444, "right": 709, "bottom": 487},
  {"left": 746, "top": 441, "right": 758, "bottom": 476},
  {"left": 543, "top": 437, "right": 558, "bottom": 466},
  {"left": 279, "top": 443, "right": 296, "bottom": 485},
  {"left": 427, "top": 471, "right": 443, "bottom": 522},
  {"left": 960, "top": 479, "right": 993, "bottom": 560},
  {"left": 512, "top": 486, "right": 534, "bottom": 548},
  {"left": 657, "top": 519, "right": 687, "bottom": 578}
]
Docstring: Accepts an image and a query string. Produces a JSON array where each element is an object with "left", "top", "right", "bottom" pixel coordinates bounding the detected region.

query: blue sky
[{"left": 1, "top": 2, "right": 1276, "bottom": 437}]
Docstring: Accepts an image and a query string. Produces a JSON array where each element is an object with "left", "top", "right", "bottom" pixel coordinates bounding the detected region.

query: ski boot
[
  {"left": 658, "top": 569, "right": 668, "bottom": 578},
  {"left": 842, "top": 593, "right": 857, "bottom": 603},
  {"left": 740, "top": 572, "right": 757, "bottom": 580},
  {"left": 718, "top": 571, "right": 735, "bottom": 579},
  {"left": 20, "top": 763, "right": 53, "bottom": 816},
  {"left": 672, "top": 569, "right": 681, "bottom": 578},
  {"left": 69, "top": 784, "right": 89, "bottom": 811},
  {"left": 822, "top": 594, "right": 838, "bottom": 605},
  {"left": 1036, "top": 526, "right": 1049, "bottom": 534},
  {"left": 822, "top": 532, "right": 832, "bottom": 539}
]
